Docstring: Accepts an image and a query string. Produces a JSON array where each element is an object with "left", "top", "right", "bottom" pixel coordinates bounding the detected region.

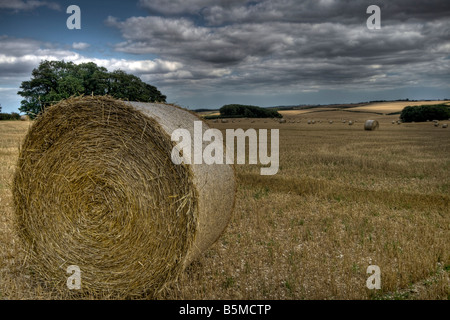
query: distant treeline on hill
[
  {"left": 204, "top": 104, "right": 282, "bottom": 119},
  {"left": 0, "top": 112, "right": 20, "bottom": 120},
  {"left": 400, "top": 104, "right": 450, "bottom": 122}
]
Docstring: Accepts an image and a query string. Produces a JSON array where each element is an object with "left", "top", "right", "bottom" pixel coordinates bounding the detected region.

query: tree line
[{"left": 207, "top": 104, "right": 282, "bottom": 119}]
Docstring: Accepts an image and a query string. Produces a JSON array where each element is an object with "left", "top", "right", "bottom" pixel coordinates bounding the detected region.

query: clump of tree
[
  {"left": 400, "top": 104, "right": 450, "bottom": 122},
  {"left": 18, "top": 60, "right": 166, "bottom": 117},
  {"left": 218, "top": 104, "right": 282, "bottom": 118},
  {"left": 0, "top": 112, "right": 20, "bottom": 120},
  {"left": 0, "top": 103, "right": 21, "bottom": 120}
]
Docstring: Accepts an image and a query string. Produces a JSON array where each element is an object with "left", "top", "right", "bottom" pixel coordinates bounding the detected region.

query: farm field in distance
[{"left": 0, "top": 102, "right": 449, "bottom": 299}]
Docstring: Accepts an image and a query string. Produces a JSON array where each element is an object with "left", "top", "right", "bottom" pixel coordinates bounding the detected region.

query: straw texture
[{"left": 13, "top": 96, "right": 235, "bottom": 298}]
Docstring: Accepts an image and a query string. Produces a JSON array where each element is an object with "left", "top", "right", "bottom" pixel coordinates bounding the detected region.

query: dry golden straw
[
  {"left": 13, "top": 96, "right": 235, "bottom": 298},
  {"left": 364, "top": 120, "right": 379, "bottom": 131}
]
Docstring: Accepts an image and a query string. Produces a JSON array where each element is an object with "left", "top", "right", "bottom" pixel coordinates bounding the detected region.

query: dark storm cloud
[
  {"left": 138, "top": 0, "right": 450, "bottom": 25},
  {"left": 106, "top": 0, "right": 450, "bottom": 94}
]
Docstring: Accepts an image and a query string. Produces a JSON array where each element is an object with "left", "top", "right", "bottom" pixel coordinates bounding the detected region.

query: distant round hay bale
[
  {"left": 397, "top": 120, "right": 402, "bottom": 125},
  {"left": 434, "top": 122, "right": 440, "bottom": 127},
  {"left": 278, "top": 118, "right": 286, "bottom": 123},
  {"left": 348, "top": 121, "right": 353, "bottom": 126},
  {"left": 221, "top": 119, "right": 229, "bottom": 123},
  {"left": 13, "top": 96, "right": 236, "bottom": 298},
  {"left": 20, "top": 115, "right": 30, "bottom": 121},
  {"left": 311, "top": 120, "right": 316, "bottom": 124},
  {"left": 392, "top": 120, "right": 396, "bottom": 124},
  {"left": 329, "top": 120, "right": 333, "bottom": 124},
  {"left": 442, "top": 124, "right": 448, "bottom": 128},
  {"left": 212, "top": 119, "right": 218, "bottom": 123},
  {"left": 364, "top": 120, "right": 379, "bottom": 131}
]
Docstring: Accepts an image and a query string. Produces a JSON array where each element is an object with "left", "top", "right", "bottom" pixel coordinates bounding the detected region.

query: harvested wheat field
[
  {"left": 278, "top": 108, "right": 339, "bottom": 116},
  {"left": 346, "top": 100, "right": 450, "bottom": 114},
  {"left": 0, "top": 105, "right": 449, "bottom": 300}
]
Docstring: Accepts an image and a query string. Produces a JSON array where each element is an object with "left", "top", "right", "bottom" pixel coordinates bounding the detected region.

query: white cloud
[
  {"left": 0, "top": 0, "right": 61, "bottom": 11},
  {"left": 72, "top": 42, "right": 91, "bottom": 50},
  {"left": 0, "top": 36, "right": 190, "bottom": 91}
]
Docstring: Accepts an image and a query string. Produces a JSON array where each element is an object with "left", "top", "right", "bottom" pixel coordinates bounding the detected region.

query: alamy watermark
[
  {"left": 171, "top": 121, "right": 279, "bottom": 176},
  {"left": 367, "top": 5, "right": 381, "bottom": 30},
  {"left": 66, "top": 265, "right": 81, "bottom": 290},
  {"left": 366, "top": 265, "right": 381, "bottom": 290},
  {"left": 66, "top": 5, "right": 81, "bottom": 30}
]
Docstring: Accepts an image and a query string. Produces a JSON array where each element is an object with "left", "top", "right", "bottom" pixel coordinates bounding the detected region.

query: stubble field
[{"left": 0, "top": 107, "right": 448, "bottom": 300}]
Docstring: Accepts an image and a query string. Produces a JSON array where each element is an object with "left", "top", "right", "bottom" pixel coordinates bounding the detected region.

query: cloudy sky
[{"left": 0, "top": 0, "right": 449, "bottom": 113}]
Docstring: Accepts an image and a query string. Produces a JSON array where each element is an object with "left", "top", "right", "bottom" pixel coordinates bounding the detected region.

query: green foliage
[
  {"left": 219, "top": 104, "right": 282, "bottom": 118},
  {"left": 0, "top": 112, "right": 20, "bottom": 120},
  {"left": 18, "top": 60, "right": 166, "bottom": 117},
  {"left": 400, "top": 104, "right": 450, "bottom": 122}
]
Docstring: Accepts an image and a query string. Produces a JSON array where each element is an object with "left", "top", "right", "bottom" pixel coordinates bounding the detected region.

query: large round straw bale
[
  {"left": 442, "top": 124, "right": 448, "bottom": 128},
  {"left": 364, "top": 120, "right": 379, "bottom": 131},
  {"left": 13, "top": 96, "right": 236, "bottom": 298}
]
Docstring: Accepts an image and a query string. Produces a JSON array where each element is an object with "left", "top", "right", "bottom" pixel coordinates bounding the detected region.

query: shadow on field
[{"left": 238, "top": 173, "right": 449, "bottom": 211}]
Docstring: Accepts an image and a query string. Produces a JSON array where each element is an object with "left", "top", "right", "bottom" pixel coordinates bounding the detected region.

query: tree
[
  {"left": 400, "top": 104, "right": 450, "bottom": 122},
  {"left": 219, "top": 104, "right": 282, "bottom": 118},
  {"left": 18, "top": 60, "right": 166, "bottom": 117}
]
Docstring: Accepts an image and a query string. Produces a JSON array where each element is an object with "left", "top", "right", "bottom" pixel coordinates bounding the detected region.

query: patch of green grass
[
  {"left": 222, "top": 276, "right": 235, "bottom": 289},
  {"left": 253, "top": 187, "right": 270, "bottom": 200}
]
